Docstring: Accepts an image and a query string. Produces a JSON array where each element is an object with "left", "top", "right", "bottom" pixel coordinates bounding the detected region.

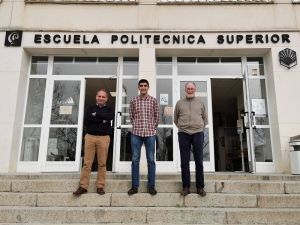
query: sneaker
[
  {"left": 128, "top": 187, "right": 138, "bottom": 195},
  {"left": 181, "top": 187, "right": 190, "bottom": 196},
  {"left": 197, "top": 188, "right": 206, "bottom": 196},
  {"left": 73, "top": 187, "right": 87, "bottom": 196},
  {"left": 97, "top": 188, "right": 105, "bottom": 195},
  {"left": 148, "top": 187, "right": 157, "bottom": 195}
]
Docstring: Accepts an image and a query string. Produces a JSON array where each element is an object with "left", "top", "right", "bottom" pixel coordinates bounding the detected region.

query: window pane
[
  {"left": 24, "top": 78, "right": 46, "bottom": 124},
  {"left": 156, "top": 57, "right": 172, "bottom": 75},
  {"left": 123, "top": 57, "right": 138, "bottom": 75},
  {"left": 20, "top": 128, "right": 41, "bottom": 161},
  {"left": 47, "top": 128, "right": 77, "bottom": 161},
  {"left": 51, "top": 80, "right": 81, "bottom": 125},
  {"left": 30, "top": 56, "right": 48, "bottom": 75},
  {"left": 249, "top": 79, "right": 269, "bottom": 125},
  {"left": 247, "top": 57, "right": 265, "bottom": 76},
  {"left": 156, "top": 128, "right": 173, "bottom": 161},
  {"left": 53, "top": 57, "right": 118, "bottom": 75},
  {"left": 121, "top": 79, "right": 138, "bottom": 125},
  {"left": 253, "top": 128, "right": 272, "bottom": 162},
  {"left": 120, "top": 128, "right": 132, "bottom": 161},
  {"left": 157, "top": 79, "right": 173, "bottom": 125}
]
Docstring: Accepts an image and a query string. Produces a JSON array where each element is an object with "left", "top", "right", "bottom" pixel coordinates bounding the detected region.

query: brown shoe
[
  {"left": 197, "top": 188, "right": 206, "bottom": 196},
  {"left": 128, "top": 187, "right": 138, "bottom": 195},
  {"left": 148, "top": 187, "right": 157, "bottom": 195},
  {"left": 73, "top": 187, "right": 87, "bottom": 196},
  {"left": 97, "top": 188, "right": 105, "bottom": 195},
  {"left": 181, "top": 187, "right": 190, "bottom": 196}
]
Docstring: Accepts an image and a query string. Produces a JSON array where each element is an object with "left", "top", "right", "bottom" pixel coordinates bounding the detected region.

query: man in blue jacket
[{"left": 73, "top": 89, "right": 115, "bottom": 195}]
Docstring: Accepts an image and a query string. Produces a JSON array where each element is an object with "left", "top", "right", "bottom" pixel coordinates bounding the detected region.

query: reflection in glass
[
  {"left": 47, "top": 128, "right": 77, "bottom": 161},
  {"left": 253, "top": 128, "right": 272, "bottom": 162},
  {"left": 53, "top": 57, "right": 118, "bottom": 75},
  {"left": 30, "top": 56, "right": 48, "bottom": 75},
  {"left": 120, "top": 128, "right": 132, "bottom": 161},
  {"left": 121, "top": 79, "right": 138, "bottom": 125},
  {"left": 157, "top": 79, "right": 173, "bottom": 125},
  {"left": 249, "top": 79, "right": 269, "bottom": 125},
  {"left": 156, "top": 57, "right": 172, "bottom": 75},
  {"left": 20, "top": 128, "right": 41, "bottom": 161},
  {"left": 24, "top": 79, "right": 46, "bottom": 124},
  {"left": 156, "top": 128, "right": 173, "bottom": 161},
  {"left": 51, "top": 80, "right": 80, "bottom": 125}
]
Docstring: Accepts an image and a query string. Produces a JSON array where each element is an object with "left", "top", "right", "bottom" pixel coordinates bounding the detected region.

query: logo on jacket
[{"left": 4, "top": 31, "right": 23, "bottom": 46}]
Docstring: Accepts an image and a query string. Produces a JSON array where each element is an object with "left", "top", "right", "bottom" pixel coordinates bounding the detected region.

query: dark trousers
[{"left": 178, "top": 132, "right": 204, "bottom": 189}]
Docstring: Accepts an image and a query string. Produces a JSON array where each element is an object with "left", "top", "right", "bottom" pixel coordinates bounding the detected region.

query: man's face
[
  {"left": 138, "top": 82, "right": 149, "bottom": 95},
  {"left": 185, "top": 83, "right": 196, "bottom": 99},
  {"left": 96, "top": 91, "right": 108, "bottom": 106}
]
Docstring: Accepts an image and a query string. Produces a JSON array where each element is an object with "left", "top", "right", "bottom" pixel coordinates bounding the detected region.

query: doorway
[
  {"left": 211, "top": 78, "right": 249, "bottom": 172},
  {"left": 83, "top": 78, "right": 117, "bottom": 172}
]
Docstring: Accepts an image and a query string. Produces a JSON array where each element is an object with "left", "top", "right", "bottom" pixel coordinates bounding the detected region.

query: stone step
[
  {"left": 1, "top": 192, "right": 300, "bottom": 208},
  {"left": 1, "top": 206, "right": 300, "bottom": 224},
  {"left": 2, "top": 179, "right": 300, "bottom": 194},
  {"left": 1, "top": 172, "right": 300, "bottom": 181}
]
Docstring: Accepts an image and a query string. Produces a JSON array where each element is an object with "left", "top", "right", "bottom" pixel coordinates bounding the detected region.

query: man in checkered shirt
[{"left": 127, "top": 79, "right": 160, "bottom": 195}]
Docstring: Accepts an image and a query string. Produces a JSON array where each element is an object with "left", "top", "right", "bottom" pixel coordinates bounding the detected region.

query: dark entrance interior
[
  {"left": 211, "top": 78, "right": 249, "bottom": 172},
  {"left": 83, "top": 78, "right": 117, "bottom": 172}
]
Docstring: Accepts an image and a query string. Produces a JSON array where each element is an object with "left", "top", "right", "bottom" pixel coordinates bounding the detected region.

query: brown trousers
[{"left": 80, "top": 134, "right": 110, "bottom": 189}]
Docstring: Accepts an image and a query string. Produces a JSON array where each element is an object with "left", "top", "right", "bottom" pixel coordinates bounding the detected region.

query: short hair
[
  {"left": 185, "top": 82, "right": 196, "bottom": 88},
  {"left": 96, "top": 89, "right": 108, "bottom": 98},
  {"left": 138, "top": 79, "right": 149, "bottom": 86}
]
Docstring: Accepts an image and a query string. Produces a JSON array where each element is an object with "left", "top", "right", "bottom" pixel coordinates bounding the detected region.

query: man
[
  {"left": 174, "top": 82, "right": 208, "bottom": 196},
  {"left": 128, "top": 79, "right": 160, "bottom": 195},
  {"left": 73, "top": 89, "right": 115, "bottom": 196}
]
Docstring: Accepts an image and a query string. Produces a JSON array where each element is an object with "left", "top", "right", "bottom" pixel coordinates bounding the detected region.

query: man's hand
[{"left": 91, "top": 112, "right": 96, "bottom": 116}]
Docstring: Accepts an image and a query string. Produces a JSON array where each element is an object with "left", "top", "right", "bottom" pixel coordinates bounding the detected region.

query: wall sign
[
  {"left": 279, "top": 48, "right": 297, "bottom": 69},
  {"left": 4, "top": 31, "right": 23, "bottom": 47}
]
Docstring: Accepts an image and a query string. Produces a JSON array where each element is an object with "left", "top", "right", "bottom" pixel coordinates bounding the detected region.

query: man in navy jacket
[{"left": 73, "top": 89, "right": 115, "bottom": 195}]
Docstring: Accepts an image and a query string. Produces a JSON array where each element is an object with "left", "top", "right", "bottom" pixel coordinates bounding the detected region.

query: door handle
[{"left": 116, "top": 111, "right": 122, "bottom": 129}]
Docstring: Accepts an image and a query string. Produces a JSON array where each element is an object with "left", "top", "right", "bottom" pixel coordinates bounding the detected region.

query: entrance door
[
  {"left": 175, "top": 78, "right": 214, "bottom": 172},
  {"left": 40, "top": 77, "right": 86, "bottom": 172}
]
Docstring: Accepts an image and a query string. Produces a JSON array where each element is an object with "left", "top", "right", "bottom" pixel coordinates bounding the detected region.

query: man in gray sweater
[{"left": 174, "top": 82, "right": 208, "bottom": 196}]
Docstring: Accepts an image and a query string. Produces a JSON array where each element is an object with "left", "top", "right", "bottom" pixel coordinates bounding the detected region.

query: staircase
[{"left": 1, "top": 172, "right": 300, "bottom": 224}]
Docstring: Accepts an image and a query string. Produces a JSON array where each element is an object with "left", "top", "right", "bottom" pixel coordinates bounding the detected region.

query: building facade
[{"left": 0, "top": 0, "right": 299, "bottom": 174}]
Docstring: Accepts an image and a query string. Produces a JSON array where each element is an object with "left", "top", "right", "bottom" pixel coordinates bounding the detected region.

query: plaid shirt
[{"left": 129, "top": 95, "right": 160, "bottom": 137}]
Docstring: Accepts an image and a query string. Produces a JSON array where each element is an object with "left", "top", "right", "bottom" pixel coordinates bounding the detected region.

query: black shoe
[
  {"left": 97, "top": 188, "right": 105, "bottom": 195},
  {"left": 128, "top": 187, "right": 138, "bottom": 195},
  {"left": 181, "top": 187, "right": 190, "bottom": 196},
  {"left": 73, "top": 187, "right": 87, "bottom": 196},
  {"left": 148, "top": 187, "right": 157, "bottom": 195},
  {"left": 197, "top": 188, "right": 206, "bottom": 196}
]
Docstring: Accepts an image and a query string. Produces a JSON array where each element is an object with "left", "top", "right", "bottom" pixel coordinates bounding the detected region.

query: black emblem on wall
[
  {"left": 4, "top": 31, "right": 23, "bottom": 46},
  {"left": 279, "top": 48, "right": 297, "bottom": 69}
]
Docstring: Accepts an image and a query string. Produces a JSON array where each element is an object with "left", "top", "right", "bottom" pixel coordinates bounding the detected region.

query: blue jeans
[
  {"left": 178, "top": 132, "right": 204, "bottom": 189},
  {"left": 131, "top": 133, "right": 156, "bottom": 188}
]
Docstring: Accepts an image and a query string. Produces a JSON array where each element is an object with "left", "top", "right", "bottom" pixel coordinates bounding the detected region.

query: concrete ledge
[
  {"left": 37, "top": 193, "right": 111, "bottom": 207},
  {"left": 227, "top": 208, "right": 300, "bottom": 224},
  {"left": 185, "top": 193, "right": 257, "bottom": 208},
  {"left": 0, "top": 193, "right": 37, "bottom": 206},
  {"left": 257, "top": 194, "right": 300, "bottom": 208},
  {"left": 0, "top": 180, "right": 11, "bottom": 192},
  {"left": 216, "top": 181, "right": 285, "bottom": 194},
  {"left": 285, "top": 182, "right": 300, "bottom": 194},
  {"left": 111, "top": 193, "right": 184, "bottom": 207}
]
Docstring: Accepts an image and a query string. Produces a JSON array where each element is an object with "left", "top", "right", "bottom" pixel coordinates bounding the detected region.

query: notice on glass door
[
  {"left": 60, "top": 106, "right": 72, "bottom": 115},
  {"left": 160, "top": 94, "right": 168, "bottom": 105},
  {"left": 252, "top": 99, "right": 266, "bottom": 117}
]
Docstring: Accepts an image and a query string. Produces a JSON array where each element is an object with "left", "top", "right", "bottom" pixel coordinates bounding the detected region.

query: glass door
[
  {"left": 40, "top": 77, "right": 86, "bottom": 172},
  {"left": 175, "top": 78, "right": 214, "bottom": 172}
]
